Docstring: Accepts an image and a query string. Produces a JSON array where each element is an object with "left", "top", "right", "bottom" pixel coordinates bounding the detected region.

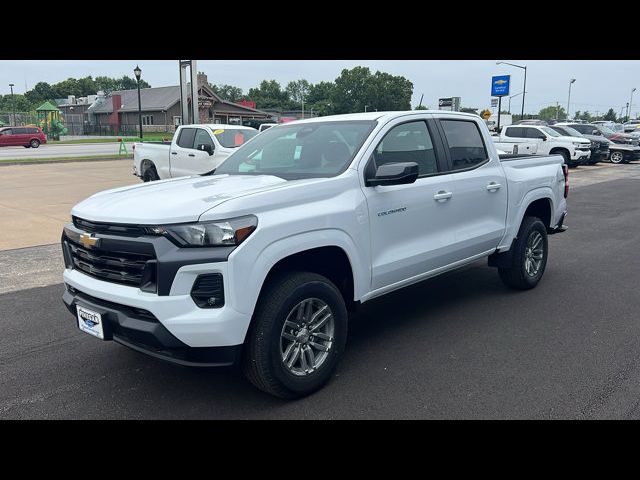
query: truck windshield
[
  {"left": 541, "top": 127, "right": 561, "bottom": 137},
  {"left": 212, "top": 128, "right": 259, "bottom": 148},
  {"left": 213, "top": 120, "right": 376, "bottom": 180}
]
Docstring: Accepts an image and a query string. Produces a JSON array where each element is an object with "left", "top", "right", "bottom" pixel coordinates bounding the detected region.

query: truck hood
[
  {"left": 556, "top": 135, "right": 590, "bottom": 144},
  {"left": 72, "top": 174, "right": 291, "bottom": 224}
]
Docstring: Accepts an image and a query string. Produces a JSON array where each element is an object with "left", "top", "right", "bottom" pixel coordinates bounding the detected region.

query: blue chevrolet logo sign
[{"left": 491, "top": 75, "right": 511, "bottom": 97}]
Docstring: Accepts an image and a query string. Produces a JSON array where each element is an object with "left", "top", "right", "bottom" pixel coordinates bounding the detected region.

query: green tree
[
  {"left": 538, "top": 105, "right": 566, "bottom": 121},
  {"left": 370, "top": 71, "right": 413, "bottom": 111},
  {"left": 247, "top": 80, "right": 289, "bottom": 109},
  {"left": 94, "top": 76, "right": 119, "bottom": 92},
  {"left": 24, "top": 82, "right": 56, "bottom": 105},
  {"left": 286, "top": 79, "right": 311, "bottom": 107},
  {"left": 210, "top": 84, "right": 244, "bottom": 102},
  {"left": 460, "top": 107, "right": 478, "bottom": 115},
  {"left": 306, "top": 81, "right": 336, "bottom": 116},
  {"left": 603, "top": 108, "right": 617, "bottom": 122},
  {"left": 577, "top": 111, "right": 593, "bottom": 122},
  {"left": 0, "top": 94, "right": 34, "bottom": 112},
  {"left": 415, "top": 105, "right": 428, "bottom": 110}
]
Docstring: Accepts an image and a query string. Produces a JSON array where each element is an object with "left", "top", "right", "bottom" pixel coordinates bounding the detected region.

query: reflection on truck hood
[{"left": 72, "top": 174, "right": 290, "bottom": 224}]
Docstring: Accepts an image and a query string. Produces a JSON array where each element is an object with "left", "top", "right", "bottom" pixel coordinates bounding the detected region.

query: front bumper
[
  {"left": 61, "top": 221, "right": 253, "bottom": 354},
  {"left": 63, "top": 284, "right": 242, "bottom": 366}
]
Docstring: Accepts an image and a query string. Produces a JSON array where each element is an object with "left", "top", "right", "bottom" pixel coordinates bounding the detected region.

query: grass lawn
[{"left": 0, "top": 154, "right": 133, "bottom": 165}]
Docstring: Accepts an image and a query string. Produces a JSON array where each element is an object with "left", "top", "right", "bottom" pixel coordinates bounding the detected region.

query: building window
[{"left": 142, "top": 115, "right": 154, "bottom": 126}]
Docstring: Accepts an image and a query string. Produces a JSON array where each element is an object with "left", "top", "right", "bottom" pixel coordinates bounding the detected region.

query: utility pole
[
  {"left": 556, "top": 102, "right": 559, "bottom": 121},
  {"left": 567, "top": 79, "right": 576, "bottom": 120}
]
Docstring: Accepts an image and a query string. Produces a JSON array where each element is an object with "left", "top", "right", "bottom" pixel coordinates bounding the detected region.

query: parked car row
[{"left": 491, "top": 121, "right": 640, "bottom": 167}]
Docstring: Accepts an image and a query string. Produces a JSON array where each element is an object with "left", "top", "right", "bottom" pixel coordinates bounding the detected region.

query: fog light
[{"left": 191, "top": 274, "right": 224, "bottom": 308}]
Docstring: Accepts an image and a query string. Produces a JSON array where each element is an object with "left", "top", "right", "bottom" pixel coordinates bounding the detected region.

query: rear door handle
[
  {"left": 433, "top": 191, "right": 453, "bottom": 201},
  {"left": 171, "top": 152, "right": 177, "bottom": 155},
  {"left": 486, "top": 182, "right": 501, "bottom": 191},
  {"left": 188, "top": 154, "right": 195, "bottom": 157}
]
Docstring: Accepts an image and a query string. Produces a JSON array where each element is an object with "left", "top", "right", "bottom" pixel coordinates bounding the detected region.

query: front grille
[
  {"left": 73, "top": 216, "right": 146, "bottom": 237},
  {"left": 66, "top": 284, "right": 157, "bottom": 322},
  {"left": 67, "top": 239, "right": 156, "bottom": 288}
]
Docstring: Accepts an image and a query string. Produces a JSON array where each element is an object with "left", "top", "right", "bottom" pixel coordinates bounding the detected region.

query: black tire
[
  {"left": 142, "top": 163, "right": 159, "bottom": 182},
  {"left": 610, "top": 151, "right": 624, "bottom": 164},
  {"left": 23, "top": 145, "right": 30, "bottom": 148},
  {"left": 242, "top": 271, "right": 348, "bottom": 399},
  {"left": 556, "top": 150, "right": 576, "bottom": 168},
  {"left": 30, "top": 139, "right": 40, "bottom": 148},
  {"left": 498, "top": 216, "right": 549, "bottom": 290}
]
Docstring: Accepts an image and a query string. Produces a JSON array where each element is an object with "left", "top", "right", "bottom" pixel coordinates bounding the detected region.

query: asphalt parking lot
[{"left": 1, "top": 161, "right": 640, "bottom": 419}]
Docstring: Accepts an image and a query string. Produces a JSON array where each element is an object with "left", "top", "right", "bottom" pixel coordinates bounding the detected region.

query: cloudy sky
[{"left": 1, "top": 60, "right": 639, "bottom": 117}]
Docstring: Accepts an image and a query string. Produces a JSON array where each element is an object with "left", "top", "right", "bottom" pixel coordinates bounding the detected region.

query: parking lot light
[
  {"left": 497, "top": 61, "right": 527, "bottom": 119},
  {"left": 628, "top": 88, "right": 636, "bottom": 122},
  {"left": 134, "top": 66, "right": 143, "bottom": 140},
  {"left": 9, "top": 83, "right": 15, "bottom": 126}
]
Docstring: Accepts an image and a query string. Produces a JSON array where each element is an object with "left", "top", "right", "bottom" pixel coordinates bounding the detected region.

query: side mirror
[
  {"left": 197, "top": 143, "right": 214, "bottom": 155},
  {"left": 539, "top": 135, "right": 547, "bottom": 141},
  {"left": 592, "top": 130, "right": 600, "bottom": 135},
  {"left": 366, "top": 162, "right": 419, "bottom": 187}
]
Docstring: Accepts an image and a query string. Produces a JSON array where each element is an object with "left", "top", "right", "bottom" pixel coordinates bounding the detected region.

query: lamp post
[
  {"left": 628, "top": 88, "right": 636, "bottom": 122},
  {"left": 134, "top": 65, "right": 143, "bottom": 140},
  {"left": 507, "top": 92, "right": 524, "bottom": 114},
  {"left": 567, "top": 78, "right": 576, "bottom": 120},
  {"left": 497, "top": 61, "right": 527, "bottom": 119},
  {"left": 365, "top": 105, "right": 369, "bottom": 112},
  {"left": 9, "top": 83, "right": 16, "bottom": 126}
]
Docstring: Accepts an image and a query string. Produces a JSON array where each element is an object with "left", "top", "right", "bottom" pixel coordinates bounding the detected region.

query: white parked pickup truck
[
  {"left": 133, "top": 124, "right": 258, "bottom": 181},
  {"left": 61, "top": 111, "right": 568, "bottom": 398},
  {"left": 499, "top": 124, "right": 591, "bottom": 167}
]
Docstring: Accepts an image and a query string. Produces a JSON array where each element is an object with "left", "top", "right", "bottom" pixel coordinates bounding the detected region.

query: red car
[{"left": 0, "top": 126, "right": 47, "bottom": 148}]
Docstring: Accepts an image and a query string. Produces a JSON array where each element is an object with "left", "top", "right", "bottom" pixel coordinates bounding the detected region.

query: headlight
[
  {"left": 573, "top": 142, "right": 587, "bottom": 147},
  {"left": 147, "top": 215, "right": 257, "bottom": 247}
]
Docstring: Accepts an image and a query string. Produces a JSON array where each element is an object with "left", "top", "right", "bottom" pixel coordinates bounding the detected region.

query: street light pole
[
  {"left": 628, "top": 88, "right": 636, "bottom": 122},
  {"left": 567, "top": 78, "right": 576, "bottom": 120},
  {"left": 507, "top": 92, "right": 524, "bottom": 114},
  {"left": 496, "top": 61, "right": 527, "bottom": 119},
  {"left": 134, "top": 65, "right": 143, "bottom": 140},
  {"left": 364, "top": 105, "right": 368, "bottom": 112},
  {"left": 9, "top": 83, "right": 16, "bottom": 126}
]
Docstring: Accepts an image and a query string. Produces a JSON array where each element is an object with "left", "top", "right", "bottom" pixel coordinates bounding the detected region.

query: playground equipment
[{"left": 36, "top": 101, "right": 68, "bottom": 140}]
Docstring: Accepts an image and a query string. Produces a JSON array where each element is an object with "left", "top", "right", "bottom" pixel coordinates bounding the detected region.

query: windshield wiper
[{"left": 201, "top": 168, "right": 216, "bottom": 176}]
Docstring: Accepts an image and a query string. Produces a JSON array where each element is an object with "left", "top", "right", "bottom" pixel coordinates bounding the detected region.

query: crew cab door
[
  {"left": 434, "top": 116, "right": 508, "bottom": 257},
  {"left": 503, "top": 126, "right": 548, "bottom": 153},
  {"left": 169, "top": 127, "right": 216, "bottom": 178},
  {"left": 361, "top": 116, "right": 460, "bottom": 291}
]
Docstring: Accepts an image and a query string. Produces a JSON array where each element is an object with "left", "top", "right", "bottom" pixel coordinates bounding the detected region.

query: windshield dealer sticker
[
  {"left": 378, "top": 207, "right": 407, "bottom": 217},
  {"left": 212, "top": 129, "right": 225, "bottom": 135}
]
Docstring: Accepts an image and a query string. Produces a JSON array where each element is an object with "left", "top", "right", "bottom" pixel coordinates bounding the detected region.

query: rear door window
[
  {"left": 176, "top": 128, "right": 196, "bottom": 149},
  {"left": 439, "top": 120, "right": 488, "bottom": 171},
  {"left": 505, "top": 127, "right": 524, "bottom": 138}
]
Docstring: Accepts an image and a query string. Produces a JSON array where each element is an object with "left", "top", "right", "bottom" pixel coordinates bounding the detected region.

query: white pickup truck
[
  {"left": 133, "top": 124, "right": 258, "bottom": 181},
  {"left": 61, "top": 111, "right": 568, "bottom": 398},
  {"left": 499, "top": 124, "right": 591, "bottom": 167}
]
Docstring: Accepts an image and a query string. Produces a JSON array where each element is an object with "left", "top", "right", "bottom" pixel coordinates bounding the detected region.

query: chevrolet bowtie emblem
[{"left": 79, "top": 233, "right": 100, "bottom": 249}]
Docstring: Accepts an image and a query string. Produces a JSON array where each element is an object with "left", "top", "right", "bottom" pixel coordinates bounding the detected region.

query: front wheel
[
  {"left": 242, "top": 271, "right": 348, "bottom": 399},
  {"left": 30, "top": 139, "right": 40, "bottom": 148},
  {"left": 498, "top": 216, "right": 549, "bottom": 290},
  {"left": 610, "top": 151, "right": 624, "bottom": 164}
]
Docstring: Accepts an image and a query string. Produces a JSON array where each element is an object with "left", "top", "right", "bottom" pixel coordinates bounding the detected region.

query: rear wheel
[
  {"left": 498, "top": 216, "right": 548, "bottom": 290},
  {"left": 610, "top": 151, "right": 624, "bottom": 164},
  {"left": 142, "top": 163, "right": 159, "bottom": 182},
  {"left": 29, "top": 139, "right": 40, "bottom": 148},
  {"left": 242, "top": 271, "right": 348, "bottom": 399}
]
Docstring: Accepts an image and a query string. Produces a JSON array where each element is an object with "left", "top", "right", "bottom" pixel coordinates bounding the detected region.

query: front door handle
[
  {"left": 171, "top": 152, "right": 177, "bottom": 155},
  {"left": 188, "top": 153, "right": 195, "bottom": 157},
  {"left": 486, "top": 182, "right": 502, "bottom": 191},
  {"left": 433, "top": 191, "right": 453, "bottom": 201}
]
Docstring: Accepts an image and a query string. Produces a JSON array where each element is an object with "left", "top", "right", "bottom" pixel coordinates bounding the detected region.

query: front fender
[{"left": 227, "top": 229, "right": 368, "bottom": 316}]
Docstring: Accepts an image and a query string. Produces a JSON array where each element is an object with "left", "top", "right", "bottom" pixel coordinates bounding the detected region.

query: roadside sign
[
  {"left": 491, "top": 75, "right": 511, "bottom": 97},
  {"left": 438, "top": 98, "right": 453, "bottom": 108},
  {"left": 482, "top": 110, "right": 491, "bottom": 120},
  {"left": 491, "top": 98, "right": 499, "bottom": 107}
]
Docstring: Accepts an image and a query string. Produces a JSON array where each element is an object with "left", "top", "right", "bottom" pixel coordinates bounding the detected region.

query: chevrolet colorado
[{"left": 61, "top": 111, "right": 568, "bottom": 398}]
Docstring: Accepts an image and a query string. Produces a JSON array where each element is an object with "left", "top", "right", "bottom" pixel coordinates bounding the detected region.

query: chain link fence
[{"left": 0, "top": 112, "right": 38, "bottom": 126}]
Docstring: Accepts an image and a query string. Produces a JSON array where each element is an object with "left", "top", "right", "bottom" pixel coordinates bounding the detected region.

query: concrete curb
[{"left": 0, "top": 156, "right": 132, "bottom": 167}]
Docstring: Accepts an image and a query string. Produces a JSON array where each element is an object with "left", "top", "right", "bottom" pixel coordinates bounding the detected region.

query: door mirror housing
[
  {"left": 592, "top": 130, "right": 600, "bottom": 135},
  {"left": 197, "top": 143, "right": 214, "bottom": 155},
  {"left": 539, "top": 135, "right": 547, "bottom": 140},
  {"left": 366, "top": 162, "right": 419, "bottom": 187}
]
